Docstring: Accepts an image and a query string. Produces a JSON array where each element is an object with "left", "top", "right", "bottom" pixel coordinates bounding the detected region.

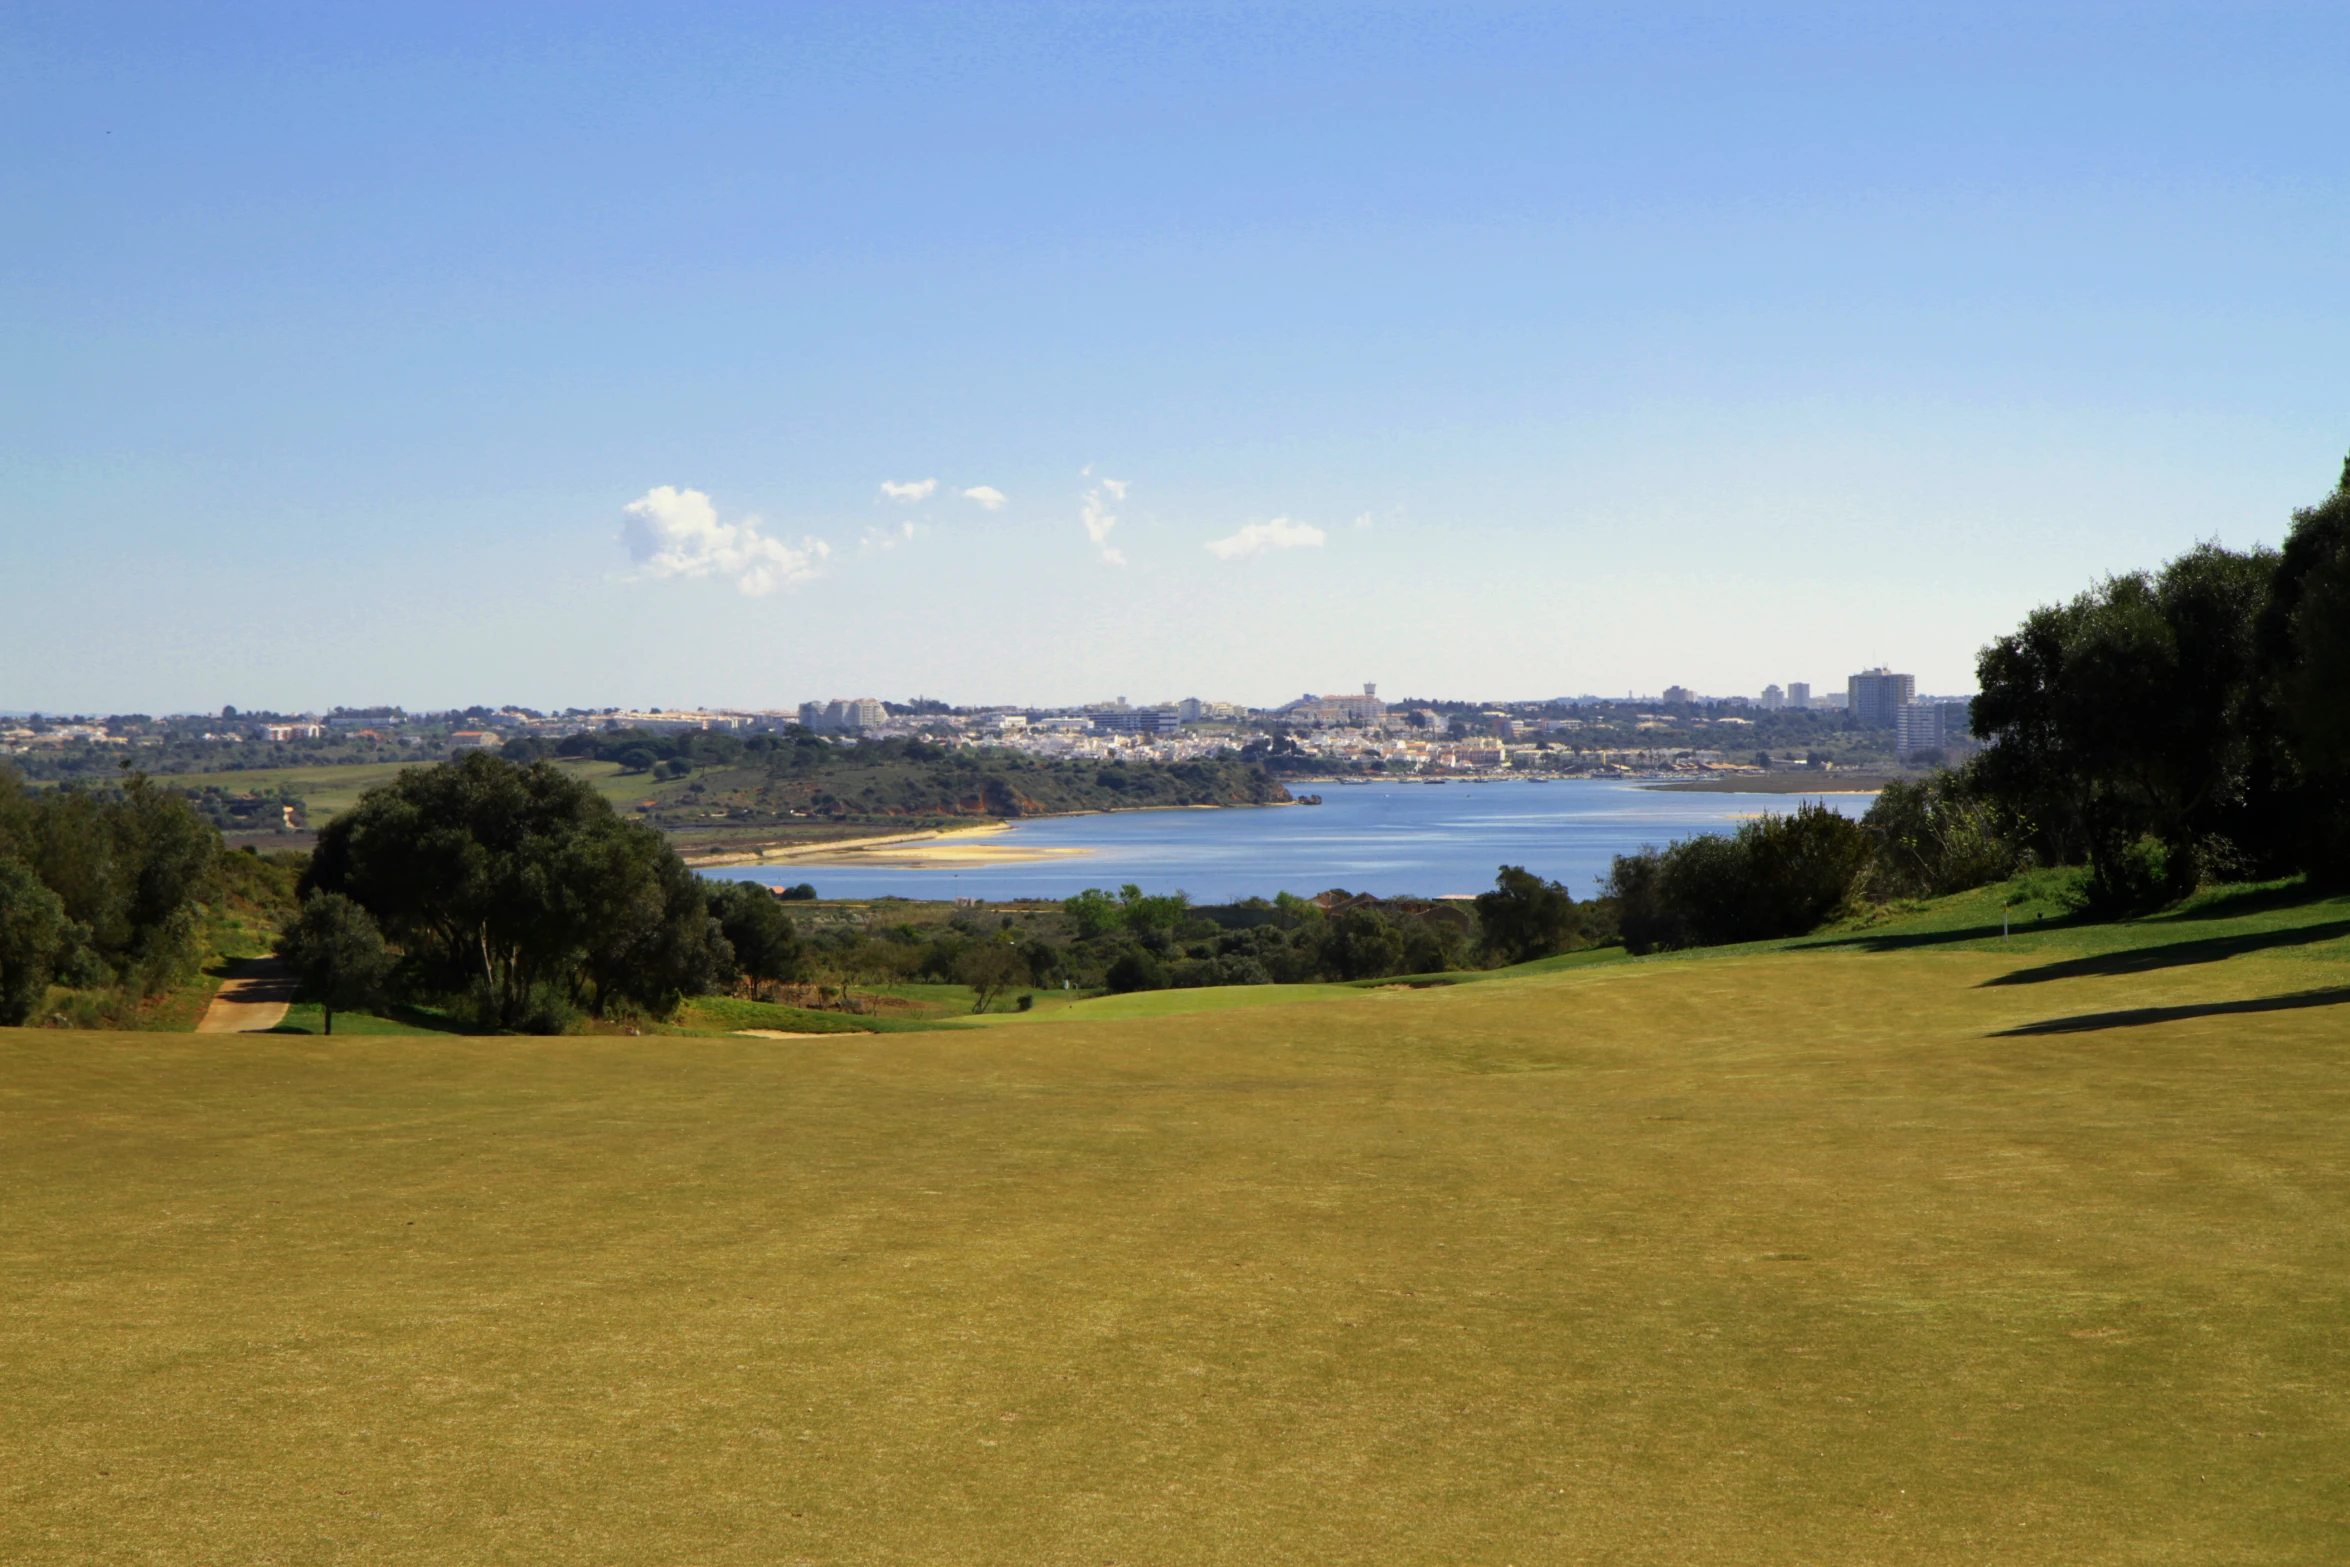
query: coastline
[
  {"left": 687, "top": 821, "right": 1093, "bottom": 871},
  {"left": 1640, "top": 775, "right": 1891, "bottom": 795},
  {"left": 684, "top": 796, "right": 1300, "bottom": 871}
]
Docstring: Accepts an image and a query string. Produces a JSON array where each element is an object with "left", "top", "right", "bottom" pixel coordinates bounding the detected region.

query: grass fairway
[{"left": 6, "top": 897, "right": 2349, "bottom": 1562}]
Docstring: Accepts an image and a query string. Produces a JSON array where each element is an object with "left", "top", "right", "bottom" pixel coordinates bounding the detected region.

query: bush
[
  {"left": 305, "top": 753, "right": 730, "bottom": 1027},
  {"left": 1605, "top": 803, "right": 1872, "bottom": 953},
  {"left": 0, "top": 769, "right": 216, "bottom": 1001},
  {"left": 0, "top": 857, "right": 71, "bottom": 1027},
  {"left": 1863, "top": 773, "right": 2024, "bottom": 900},
  {"left": 1103, "top": 947, "right": 1168, "bottom": 993},
  {"left": 707, "top": 880, "right": 807, "bottom": 987},
  {"left": 2069, "top": 834, "right": 2177, "bottom": 916},
  {"left": 1473, "top": 865, "right": 1584, "bottom": 964},
  {"left": 1320, "top": 908, "right": 1406, "bottom": 980},
  {"left": 276, "top": 890, "right": 392, "bottom": 1035}
]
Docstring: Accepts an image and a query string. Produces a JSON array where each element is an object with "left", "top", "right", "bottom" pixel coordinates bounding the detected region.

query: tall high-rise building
[
  {"left": 1759, "top": 684, "right": 1785, "bottom": 710},
  {"left": 1787, "top": 682, "right": 1812, "bottom": 708},
  {"left": 1847, "top": 668, "right": 1915, "bottom": 727},
  {"left": 1895, "top": 702, "right": 1943, "bottom": 756}
]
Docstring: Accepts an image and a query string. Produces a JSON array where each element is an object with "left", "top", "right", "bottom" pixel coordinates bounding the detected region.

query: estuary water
[{"left": 709, "top": 778, "right": 1875, "bottom": 903}]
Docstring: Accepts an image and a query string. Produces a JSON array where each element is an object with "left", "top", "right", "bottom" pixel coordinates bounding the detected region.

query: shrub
[
  {"left": 1863, "top": 773, "right": 2024, "bottom": 900},
  {"left": 1473, "top": 865, "right": 1583, "bottom": 965},
  {"left": 277, "top": 890, "right": 392, "bottom": 1035},
  {"left": 1605, "top": 803, "right": 1872, "bottom": 953},
  {"left": 1103, "top": 947, "right": 1168, "bottom": 993},
  {"left": 0, "top": 857, "right": 71, "bottom": 1027}
]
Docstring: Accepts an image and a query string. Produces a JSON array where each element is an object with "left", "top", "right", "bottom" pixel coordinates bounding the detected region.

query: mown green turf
[
  {"left": 272, "top": 1002, "right": 468, "bottom": 1037},
  {"left": 968, "top": 978, "right": 1368, "bottom": 1024},
  {"left": 5, "top": 883, "right": 2348, "bottom": 1563}
]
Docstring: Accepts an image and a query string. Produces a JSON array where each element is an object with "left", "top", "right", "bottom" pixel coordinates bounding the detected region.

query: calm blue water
[{"left": 707, "top": 779, "right": 1874, "bottom": 903}]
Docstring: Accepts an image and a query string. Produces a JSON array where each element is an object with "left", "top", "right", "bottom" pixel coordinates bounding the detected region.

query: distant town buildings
[
  {"left": 1662, "top": 685, "right": 1695, "bottom": 705},
  {"left": 1895, "top": 699, "right": 1979, "bottom": 759},
  {"left": 798, "top": 698, "right": 888, "bottom": 733},
  {"left": 1847, "top": 668, "right": 1916, "bottom": 727},
  {"left": 1091, "top": 708, "right": 1182, "bottom": 736},
  {"left": 1278, "top": 684, "right": 1388, "bottom": 727},
  {"left": 1787, "top": 682, "right": 1811, "bottom": 708},
  {"left": 1759, "top": 684, "right": 1785, "bottom": 710},
  {"left": 602, "top": 709, "right": 755, "bottom": 734}
]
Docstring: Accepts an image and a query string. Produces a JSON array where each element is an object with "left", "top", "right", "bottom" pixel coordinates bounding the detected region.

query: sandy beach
[{"left": 685, "top": 821, "right": 1093, "bottom": 871}]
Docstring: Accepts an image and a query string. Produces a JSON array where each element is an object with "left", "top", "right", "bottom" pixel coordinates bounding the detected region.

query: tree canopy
[{"left": 304, "top": 753, "right": 730, "bottom": 1028}]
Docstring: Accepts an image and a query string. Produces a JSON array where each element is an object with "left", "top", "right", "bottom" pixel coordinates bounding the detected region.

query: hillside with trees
[{"left": 502, "top": 730, "right": 1293, "bottom": 839}]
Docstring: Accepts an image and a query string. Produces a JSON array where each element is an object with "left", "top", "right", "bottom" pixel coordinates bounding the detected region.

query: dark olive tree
[
  {"left": 277, "top": 890, "right": 392, "bottom": 1035},
  {"left": 305, "top": 753, "right": 729, "bottom": 1029},
  {"left": 1473, "top": 865, "right": 1582, "bottom": 965},
  {"left": 0, "top": 767, "right": 213, "bottom": 996},
  {"left": 1861, "top": 774, "right": 2021, "bottom": 900},
  {"left": 953, "top": 939, "right": 1031, "bottom": 1012},
  {"left": 1318, "top": 907, "right": 1406, "bottom": 980},
  {"left": 707, "top": 881, "right": 808, "bottom": 994},
  {"left": 0, "top": 856, "right": 71, "bottom": 1026},
  {"left": 1973, "top": 543, "right": 2277, "bottom": 906},
  {"left": 2256, "top": 454, "right": 2350, "bottom": 880},
  {"left": 1604, "top": 804, "right": 1871, "bottom": 953}
]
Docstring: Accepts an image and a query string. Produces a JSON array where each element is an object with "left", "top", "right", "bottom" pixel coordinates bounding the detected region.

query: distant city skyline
[
  {"left": 8, "top": 5, "right": 2345, "bottom": 713},
  {"left": 7, "top": 670, "right": 1968, "bottom": 723}
]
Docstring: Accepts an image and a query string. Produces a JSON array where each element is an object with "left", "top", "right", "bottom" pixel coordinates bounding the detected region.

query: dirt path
[{"left": 195, "top": 957, "right": 296, "bottom": 1034}]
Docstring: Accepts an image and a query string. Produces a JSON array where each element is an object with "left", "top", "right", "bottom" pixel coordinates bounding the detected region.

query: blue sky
[{"left": 6, "top": 2, "right": 2346, "bottom": 714}]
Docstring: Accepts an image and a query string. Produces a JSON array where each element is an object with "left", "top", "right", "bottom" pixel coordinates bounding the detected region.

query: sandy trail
[{"left": 195, "top": 958, "right": 296, "bottom": 1033}]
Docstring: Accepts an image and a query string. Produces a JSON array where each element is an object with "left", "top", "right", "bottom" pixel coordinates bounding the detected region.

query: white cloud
[
  {"left": 619, "top": 485, "right": 828, "bottom": 597},
  {"left": 1081, "top": 477, "right": 1128, "bottom": 566},
  {"left": 880, "top": 478, "right": 938, "bottom": 502},
  {"left": 1205, "top": 515, "right": 1327, "bottom": 560},
  {"left": 862, "top": 519, "right": 920, "bottom": 552},
  {"left": 962, "top": 485, "right": 1008, "bottom": 511},
  {"left": 1354, "top": 511, "right": 1374, "bottom": 528}
]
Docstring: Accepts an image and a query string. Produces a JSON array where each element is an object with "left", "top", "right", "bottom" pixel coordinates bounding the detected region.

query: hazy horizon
[{"left": 9, "top": 3, "right": 2346, "bottom": 714}]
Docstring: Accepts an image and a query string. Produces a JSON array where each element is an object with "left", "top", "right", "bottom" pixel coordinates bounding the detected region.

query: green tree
[
  {"left": 1062, "top": 887, "right": 1122, "bottom": 939},
  {"left": 1473, "top": 865, "right": 1581, "bottom": 965},
  {"left": 1862, "top": 773, "right": 2021, "bottom": 899},
  {"left": 707, "top": 881, "right": 807, "bottom": 993},
  {"left": 2258, "top": 452, "right": 2350, "bottom": 879},
  {"left": 0, "top": 857, "right": 72, "bottom": 1026},
  {"left": 1320, "top": 907, "right": 1406, "bottom": 980},
  {"left": 954, "top": 939, "right": 1030, "bottom": 1012},
  {"left": 277, "top": 890, "right": 392, "bottom": 1035},
  {"left": 304, "top": 753, "right": 725, "bottom": 1029},
  {"left": 1604, "top": 804, "right": 1871, "bottom": 953},
  {"left": 1974, "top": 544, "right": 2275, "bottom": 905},
  {"left": 0, "top": 769, "right": 213, "bottom": 996},
  {"left": 1103, "top": 947, "right": 1167, "bottom": 993},
  {"left": 1116, "top": 884, "right": 1190, "bottom": 935}
]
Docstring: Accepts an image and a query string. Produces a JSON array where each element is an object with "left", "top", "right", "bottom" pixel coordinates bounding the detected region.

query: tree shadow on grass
[
  {"left": 1992, "top": 987, "right": 2350, "bottom": 1036},
  {"left": 1981, "top": 921, "right": 2350, "bottom": 986},
  {"left": 2149, "top": 879, "right": 2345, "bottom": 925},
  {"left": 1797, "top": 913, "right": 2087, "bottom": 955}
]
